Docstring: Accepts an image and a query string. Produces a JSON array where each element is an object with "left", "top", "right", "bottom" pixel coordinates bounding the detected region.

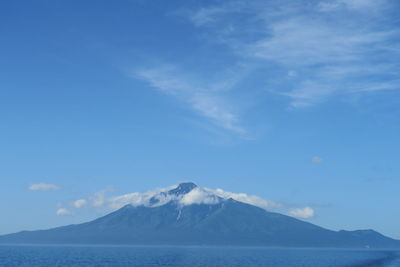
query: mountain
[{"left": 0, "top": 182, "right": 399, "bottom": 248}]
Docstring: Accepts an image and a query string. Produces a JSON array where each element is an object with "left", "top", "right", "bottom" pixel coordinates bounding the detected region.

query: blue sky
[{"left": 1, "top": 0, "right": 400, "bottom": 238}]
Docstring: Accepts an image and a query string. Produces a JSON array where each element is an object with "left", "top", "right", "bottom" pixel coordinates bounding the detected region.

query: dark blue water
[{"left": 0, "top": 245, "right": 399, "bottom": 267}]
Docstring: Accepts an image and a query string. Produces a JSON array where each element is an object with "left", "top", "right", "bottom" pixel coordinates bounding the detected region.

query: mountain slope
[{"left": 0, "top": 183, "right": 399, "bottom": 248}]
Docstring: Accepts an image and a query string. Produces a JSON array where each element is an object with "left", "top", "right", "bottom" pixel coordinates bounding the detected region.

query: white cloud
[
  {"left": 180, "top": 188, "right": 220, "bottom": 205},
  {"left": 311, "top": 156, "right": 324, "bottom": 164},
  {"left": 90, "top": 185, "right": 221, "bottom": 210},
  {"left": 73, "top": 199, "right": 87, "bottom": 208},
  {"left": 129, "top": 0, "right": 398, "bottom": 138},
  {"left": 64, "top": 183, "right": 316, "bottom": 221},
  {"left": 28, "top": 183, "right": 60, "bottom": 191},
  {"left": 81, "top": 184, "right": 282, "bottom": 212},
  {"left": 210, "top": 188, "right": 282, "bottom": 209},
  {"left": 288, "top": 206, "right": 315, "bottom": 218},
  {"left": 109, "top": 185, "right": 179, "bottom": 210},
  {"left": 183, "top": 0, "right": 400, "bottom": 108},
  {"left": 318, "top": 0, "right": 381, "bottom": 12},
  {"left": 56, "top": 208, "right": 72, "bottom": 216},
  {"left": 88, "top": 185, "right": 175, "bottom": 210},
  {"left": 134, "top": 66, "right": 246, "bottom": 135},
  {"left": 251, "top": 18, "right": 362, "bottom": 64},
  {"left": 249, "top": 17, "right": 398, "bottom": 106},
  {"left": 189, "top": 7, "right": 227, "bottom": 26},
  {"left": 90, "top": 190, "right": 110, "bottom": 208}
]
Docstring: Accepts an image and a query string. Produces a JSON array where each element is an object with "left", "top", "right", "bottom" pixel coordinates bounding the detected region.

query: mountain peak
[
  {"left": 168, "top": 182, "right": 198, "bottom": 195},
  {"left": 1, "top": 182, "right": 399, "bottom": 248}
]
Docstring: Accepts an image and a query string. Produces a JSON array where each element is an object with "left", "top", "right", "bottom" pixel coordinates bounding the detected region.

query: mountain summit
[
  {"left": 0, "top": 183, "right": 399, "bottom": 248},
  {"left": 169, "top": 182, "right": 197, "bottom": 195}
]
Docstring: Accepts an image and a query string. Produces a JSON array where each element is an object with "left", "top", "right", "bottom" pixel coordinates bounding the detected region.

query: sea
[{"left": 0, "top": 245, "right": 399, "bottom": 267}]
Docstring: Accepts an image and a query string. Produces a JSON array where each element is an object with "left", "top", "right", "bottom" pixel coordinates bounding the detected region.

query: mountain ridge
[{"left": 1, "top": 182, "right": 399, "bottom": 248}]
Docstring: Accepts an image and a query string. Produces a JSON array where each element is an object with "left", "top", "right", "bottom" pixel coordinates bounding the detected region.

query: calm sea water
[{"left": 0, "top": 245, "right": 399, "bottom": 267}]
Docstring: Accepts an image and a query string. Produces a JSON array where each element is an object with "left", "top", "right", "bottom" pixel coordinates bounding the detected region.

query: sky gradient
[{"left": 1, "top": 0, "right": 400, "bottom": 238}]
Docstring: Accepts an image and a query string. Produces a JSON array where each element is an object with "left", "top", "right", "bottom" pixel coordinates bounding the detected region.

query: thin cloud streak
[
  {"left": 185, "top": 0, "right": 400, "bottom": 107},
  {"left": 28, "top": 183, "right": 60, "bottom": 191},
  {"left": 131, "top": 0, "right": 399, "bottom": 136},
  {"left": 134, "top": 66, "right": 246, "bottom": 135}
]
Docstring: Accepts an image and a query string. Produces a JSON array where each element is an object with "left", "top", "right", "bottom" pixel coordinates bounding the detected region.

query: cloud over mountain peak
[{"left": 67, "top": 183, "right": 313, "bottom": 219}]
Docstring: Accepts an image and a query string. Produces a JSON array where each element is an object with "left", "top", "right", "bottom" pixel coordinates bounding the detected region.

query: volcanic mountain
[{"left": 0, "top": 182, "right": 399, "bottom": 248}]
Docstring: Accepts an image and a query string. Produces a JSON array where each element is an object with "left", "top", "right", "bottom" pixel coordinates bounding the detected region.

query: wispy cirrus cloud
[
  {"left": 318, "top": 0, "right": 381, "bottom": 12},
  {"left": 184, "top": 0, "right": 400, "bottom": 107},
  {"left": 134, "top": 65, "right": 247, "bottom": 135},
  {"left": 132, "top": 0, "right": 399, "bottom": 136}
]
